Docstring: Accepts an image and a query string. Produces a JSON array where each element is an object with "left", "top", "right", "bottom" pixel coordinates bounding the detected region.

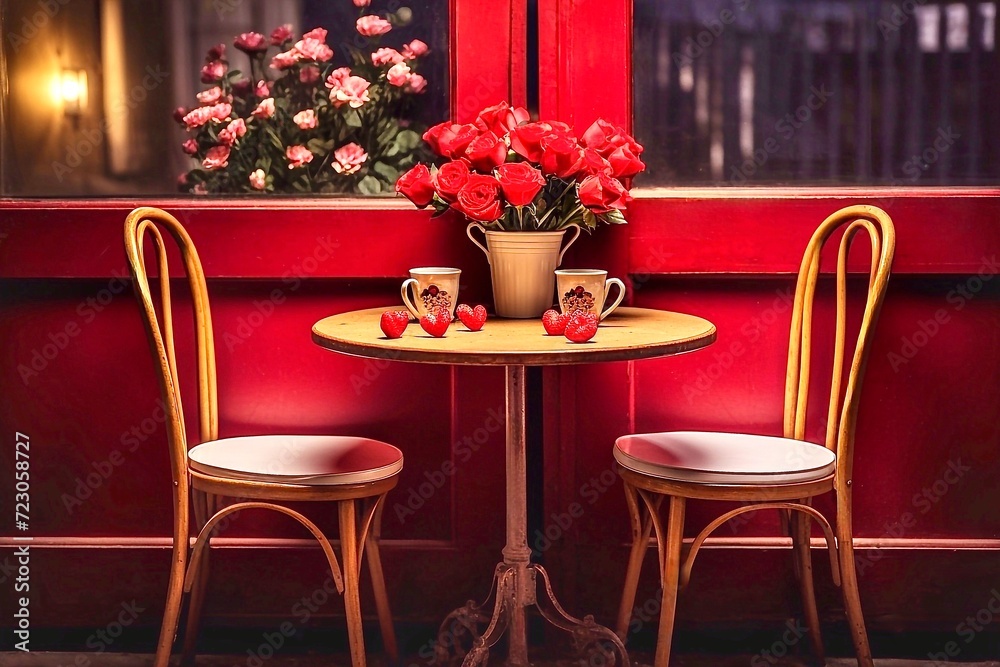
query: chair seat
[
  {"left": 614, "top": 431, "right": 836, "bottom": 485},
  {"left": 188, "top": 435, "right": 403, "bottom": 486}
]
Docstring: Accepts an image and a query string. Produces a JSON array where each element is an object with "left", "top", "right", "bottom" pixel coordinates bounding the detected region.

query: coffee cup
[
  {"left": 401, "top": 267, "right": 461, "bottom": 319},
  {"left": 555, "top": 269, "right": 625, "bottom": 321}
]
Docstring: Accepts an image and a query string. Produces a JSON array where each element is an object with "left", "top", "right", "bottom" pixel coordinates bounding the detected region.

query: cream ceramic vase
[{"left": 467, "top": 223, "right": 581, "bottom": 318}]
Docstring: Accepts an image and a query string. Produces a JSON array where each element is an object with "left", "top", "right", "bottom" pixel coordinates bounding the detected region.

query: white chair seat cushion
[
  {"left": 614, "top": 431, "right": 835, "bottom": 485},
  {"left": 188, "top": 435, "right": 403, "bottom": 485}
]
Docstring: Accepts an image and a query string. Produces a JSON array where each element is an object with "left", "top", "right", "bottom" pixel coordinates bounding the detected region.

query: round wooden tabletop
[{"left": 312, "top": 307, "right": 716, "bottom": 366}]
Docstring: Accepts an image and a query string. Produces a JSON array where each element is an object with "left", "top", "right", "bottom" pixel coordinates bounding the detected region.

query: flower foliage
[
  {"left": 177, "top": 5, "right": 433, "bottom": 195},
  {"left": 395, "top": 102, "right": 645, "bottom": 231}
]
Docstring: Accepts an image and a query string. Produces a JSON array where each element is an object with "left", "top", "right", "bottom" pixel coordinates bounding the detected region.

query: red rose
[
  {"left": 454, "top": 174, "right": 504, "bottom": 222},
  {"left": 511, "top": 122, "right": 560, "bottom": 162},
  {"left": 396, "top": 164, "right": 436, "bottom": 208},
  {"left": 581, "top": 118, "right": 643, "bottom": 158},
  {"left": 608, "top": 144, "right": 646, "bottom": 179},
  {"left": 578, "top": 173, "right": 631, "bottom": 214},
  {"left": 578, "top": 148, "right": 613, "bottom": 180},
  {"left": 465, "top": 131, "right": 507, "bottom": 172},
  {"left": 539, "top": 134, "right": 585, "bottom": 179},
  {"left": 423, "top": 123, "right": 480, "bottom": 159},
  {"left": 434, "top": 160, "right": 471, "bottom": 202},
  {"left": 496, "top": 162, "right": 545, "bottom": 207},
  {"left": 474, "top": 102, "right": 530, "bottom": 137},
  {"left": 234, "top": 32, "right": 267, "bottom": 54}
]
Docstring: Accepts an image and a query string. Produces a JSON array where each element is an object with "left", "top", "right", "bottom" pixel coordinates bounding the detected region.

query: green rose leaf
[
  {"left": 357, "top": 175, "right": 382, "bottom": 195},
  {"left": 605, "top": 209, "right": 627, "bottom": 225},
  {"left": 395, "top": 129, "right": 422, "bottom": 151},
  {"left": 372, "top": 161, "right": 398, "bottom": 183}
]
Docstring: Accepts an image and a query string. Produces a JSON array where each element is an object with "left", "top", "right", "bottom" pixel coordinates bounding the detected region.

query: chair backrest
[
  {"left": 124, "top": 207, "right": 219, "bottom": 487},
  {"left": 783, "top": 205, "right": 895, "bottom": 485}
]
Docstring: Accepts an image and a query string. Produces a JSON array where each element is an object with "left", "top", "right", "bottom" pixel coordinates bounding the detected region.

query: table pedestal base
[
  {"left": 434, "top": 562, "right": 629, "bottom": 667},
  {"left": 433, "top": 366, "right": 629, "bottom": 667}
]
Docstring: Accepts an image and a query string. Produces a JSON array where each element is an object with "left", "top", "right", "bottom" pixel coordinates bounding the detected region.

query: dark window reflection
[{"left": 633, "top": 0, "right": 999, "bottom": 186}]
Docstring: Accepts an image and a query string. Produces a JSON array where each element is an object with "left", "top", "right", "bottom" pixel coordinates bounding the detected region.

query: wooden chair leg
[
  {"left": 154, "top": 536, "right": 188, "bottom": 667},
  {"left": 653, "top": 496, "right": 686, "bottom": 667},
  {"left": 340, "top": 499, "right": 367, "bottom": 667},
  {"left": 616, "top": 481, "right": 652, "bottom": 640},
  {"left": 836, "top": 500, "right": 874, "bottom": 667},
  {"left": 792, "top": 509, "right": 826, "bottom": 665},
  {"left": 364, "top": 498, "right": 399, "bottom": 664},
  {"left": 180, "top": 542, "right": 211, "bottom": 665}
]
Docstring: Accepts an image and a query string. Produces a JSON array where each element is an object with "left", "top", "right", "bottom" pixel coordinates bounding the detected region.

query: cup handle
[
  {"left": 400, "top": 278, "right": 420, "bottom": 319},
  {"left": 557, "top": 224, "right": 582, "bottom": 265},
  {"left": 600, "top": 278, "right": 626, "bottom": 321},
  {"left": 466, "top": 223, "right": 490, "bottom": 261}
]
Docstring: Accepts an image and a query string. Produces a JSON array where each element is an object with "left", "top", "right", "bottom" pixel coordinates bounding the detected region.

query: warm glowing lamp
[{"left": 59, "top": 68, "right": 88, "bottom": 116}]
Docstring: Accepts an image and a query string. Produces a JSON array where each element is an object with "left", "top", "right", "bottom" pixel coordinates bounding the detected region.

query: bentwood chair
[
  {"left": 124, "top": 207, "right": 402, "bottom": 667},
  {"left": 613, "top": 205, "right": 895, "bottom": 667}
]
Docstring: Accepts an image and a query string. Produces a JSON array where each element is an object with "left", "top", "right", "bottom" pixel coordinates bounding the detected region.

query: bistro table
[{"left": 312, "top": 306, "right": 716, "bottom": 667}]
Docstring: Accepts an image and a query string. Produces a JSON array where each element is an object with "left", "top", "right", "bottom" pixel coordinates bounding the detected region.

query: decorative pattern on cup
[
  {"left": 420, "top": 285, "right": 452, "bottom": 314},
  {"left": 561, "top": 285, "right": 596, "bottom": 314}
]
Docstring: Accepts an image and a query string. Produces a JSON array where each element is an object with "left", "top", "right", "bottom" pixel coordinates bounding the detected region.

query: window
[
  {"left": 633, "top": 0, "right": 999, "bottom": 186},
  {"left": 0, "top": 0, "right": 449, "bottom": 196}
]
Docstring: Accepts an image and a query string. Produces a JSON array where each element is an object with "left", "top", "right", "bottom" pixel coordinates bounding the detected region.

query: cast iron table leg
[{"left": 435, "top": 365, "right": 629, "bottom": 667}]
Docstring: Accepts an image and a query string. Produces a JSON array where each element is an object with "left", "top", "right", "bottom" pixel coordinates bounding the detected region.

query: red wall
[{"left": 0, "top": 195, "right": 998, "bottom": 653}]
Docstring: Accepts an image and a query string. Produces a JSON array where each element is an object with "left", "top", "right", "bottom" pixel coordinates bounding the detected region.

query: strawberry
[
  {"left": 456, "top": 304, "right": 487, "bottom": 331},
  {"left": 419, "top": 310, "right": 452, "bottom": 337},
  {"left": 564, "top": 312, "right": 598, "bottom": 343},
  {"left": 380, "top": 310, "right": 409, "bottom": 339},
  {"left": 541, "top": 309, "right": 569, "bottom": 336}
]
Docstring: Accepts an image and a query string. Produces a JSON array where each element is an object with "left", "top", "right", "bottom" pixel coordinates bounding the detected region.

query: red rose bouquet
[{"left": 395, "top": 102, "right": 644, "bottom": 231}]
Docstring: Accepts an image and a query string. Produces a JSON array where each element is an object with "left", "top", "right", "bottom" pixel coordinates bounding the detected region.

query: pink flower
[
  {"left": 405, "top": 74, "right": 427, "bottom": 94},
  {"left": 302, "top": 27, "right": 327, "bottom": 42},
  {"left": 201, "top": 60, "right": 227, "bottom": 83},
  {"left": 386, "top": 62, "right": 412, "bottom": 87},
  {"left": 270, "top": 24, "right": 293, "bottom": 46},
  {"left": 234, "top": 32, "right": 267, "bottom": 53},
  {"left": 202, "top": 145, "right": 231, "bottom": 170},
  {"left": 353, "top": 0, "right": 371, "bottom": 6},
  {"left": 270, "top": 49, "right": 301, "bottom": 70},
  {"left": 196, "top": 86, "right": 225, "bottom": 105},
  {"left": 249, "top": 169, "right": 267, "bottom": 190},
  {"left": 286, "top": 145, "right": 314, "bottom": 169},
  {"left": 181, "top": 139, "right": 198, "bottom": 155},
  {"left": 182, "top": 106, "right": 214, "bottom": 128},
  {"left": 295, "top": 37, "right": 333, "bottom": 62},
  {"left": 176, "top": 172, "right": 189, "bottom": 188},
  {"left": 331, "top": 143, "right": 368, "bottom": 175},
  {"left": 207, "top": 43, "right": 225, "bottom": 61},
  {"left": 293, "top": 109, "right": 317, "bottom": 129},
  {"left": 299, "top": 65, "right": 321, "bottom": 84},
  {"left": 356, "top": 15, "right": 392, "bottom": 36},
  {"left": 218, "top": 118, "right": 246, "bottom": 146},
  {"left": 255, "top": 80, "right": 271, "bottom": 97},
  {"left": 209, "top": 103, "right": 232, "bottom": 121},
  {"left": 252, "top": 97, "right": 275, "bottom": 118},
  {"left": 193, "top": 183, "right": 209, "bottom": 195},
  {"left": 402, "top": 39, "right": 429, "bottom": 59},
  {"left": 372, "top": 48, "right": 405, "bottom": 66},
  {"left": 172, "top": 106, "right": 189, "bottom": 123},
  {"left": 325, "top": 67, "right": 352, "bottom": 88},
  {"left": 328, "top": 75, "right": 371, "bottom": 108}
]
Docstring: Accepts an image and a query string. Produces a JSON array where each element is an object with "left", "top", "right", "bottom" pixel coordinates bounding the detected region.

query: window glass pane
[
  {"left": 633, "top": 0, "right": 999, "bottom": 186},
  {"left": 0, "top": 0, "right": 448, "bottom": 197}
]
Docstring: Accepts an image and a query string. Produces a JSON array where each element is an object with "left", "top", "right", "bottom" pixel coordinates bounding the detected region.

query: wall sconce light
[{"left": 59, "top": 68, "right": 88, "bottom": 116}]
